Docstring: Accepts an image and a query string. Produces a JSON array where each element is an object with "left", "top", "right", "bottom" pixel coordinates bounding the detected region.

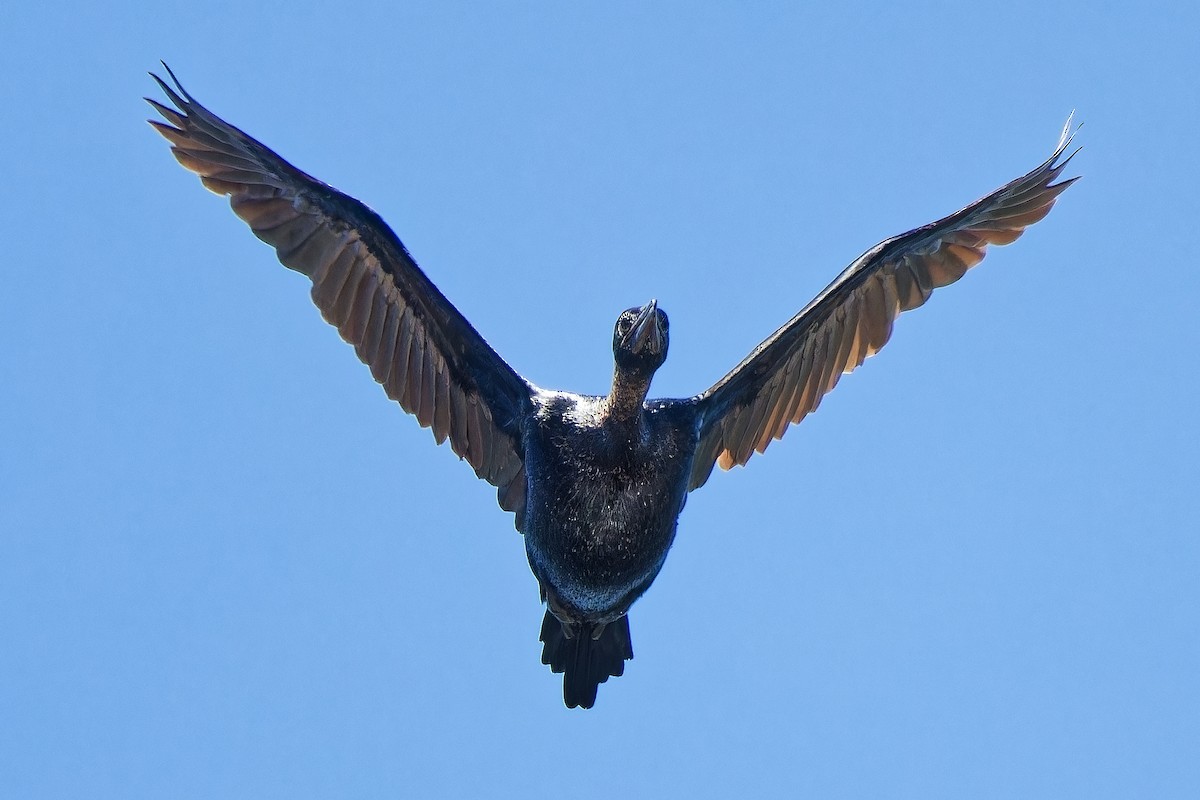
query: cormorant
[{"left": 147, "top": 66, "right": 1078, "bottom": 708}]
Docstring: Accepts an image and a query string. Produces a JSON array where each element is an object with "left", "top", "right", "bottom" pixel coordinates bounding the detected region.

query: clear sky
[{"left": 2, "top": 2, "right": 1197, "bottom": 798}]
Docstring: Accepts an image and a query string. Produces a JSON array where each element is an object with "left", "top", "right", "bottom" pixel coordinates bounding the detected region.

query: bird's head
[{"left": 613, "top": 299, "right": 669, "bottom": 376}]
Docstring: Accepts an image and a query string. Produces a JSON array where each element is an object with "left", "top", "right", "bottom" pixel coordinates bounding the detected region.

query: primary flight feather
[{"left": 148, "top": 65, "right": 1078, "bottom": 708}]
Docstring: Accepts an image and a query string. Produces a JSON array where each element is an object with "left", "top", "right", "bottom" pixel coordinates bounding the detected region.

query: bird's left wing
[
  {"left": 147, "top": 66, "right": 531, "bottom": 513},
  {"left": 688, "top": 122, "right": 1079, "bottom": 491}
]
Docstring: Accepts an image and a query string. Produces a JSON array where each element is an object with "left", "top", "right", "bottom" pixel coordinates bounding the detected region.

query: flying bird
[{"left": 147, "top": 65, "right": 1078, "bottom": 708}]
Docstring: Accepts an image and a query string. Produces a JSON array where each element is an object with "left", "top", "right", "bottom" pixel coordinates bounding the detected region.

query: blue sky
[{"left": 2, "top": 2, "right": 1197, "bottom": 798}]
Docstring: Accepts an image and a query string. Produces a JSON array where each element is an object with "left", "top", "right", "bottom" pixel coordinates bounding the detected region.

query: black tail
[{"left": 539, "top": 612, "right": 634, "bottom": 709}]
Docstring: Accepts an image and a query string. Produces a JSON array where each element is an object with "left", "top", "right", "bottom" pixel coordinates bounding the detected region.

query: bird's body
[
  {"left": 148, "top": 65, "right": 1078, "bottom": 708},
  {"left": 524, "top": 392, "right": 696, "bottom": 619},
  {"left": 522, "top": 394, "right": 699, "bottom": 706}
]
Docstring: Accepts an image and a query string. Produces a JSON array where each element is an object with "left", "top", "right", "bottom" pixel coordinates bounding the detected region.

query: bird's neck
[{"left": 602, "top": 366, "right": 653, "bottom": 424}]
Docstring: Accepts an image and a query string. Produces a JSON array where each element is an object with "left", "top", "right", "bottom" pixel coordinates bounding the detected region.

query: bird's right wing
[
  {"left": 688, "top": 121, "right": 1079, "bottom": 490},
  {"left": 147, "top": 66, "right": 532, "bottom": 515}
]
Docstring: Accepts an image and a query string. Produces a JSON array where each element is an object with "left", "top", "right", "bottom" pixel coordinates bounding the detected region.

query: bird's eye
[{"left": 618, "top": 318, "right": 633, "bottom": 334}]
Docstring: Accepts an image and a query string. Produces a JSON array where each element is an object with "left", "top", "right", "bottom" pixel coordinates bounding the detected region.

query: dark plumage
[{"left": 147, "top": 65, "right": 1078, "bottom": 708}]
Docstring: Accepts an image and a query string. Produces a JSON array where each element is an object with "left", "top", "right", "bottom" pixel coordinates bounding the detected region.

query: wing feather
[
  {"left": 148, "top": 66, "right": 532, "bottom": 515},
  {"left": 688, "top": 120, "right": 1079, "bottom": 490}
]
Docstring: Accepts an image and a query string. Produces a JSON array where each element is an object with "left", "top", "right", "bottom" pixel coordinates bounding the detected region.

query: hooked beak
[{"left": 627, "top": 298, "right": 663, "bottom": 355}]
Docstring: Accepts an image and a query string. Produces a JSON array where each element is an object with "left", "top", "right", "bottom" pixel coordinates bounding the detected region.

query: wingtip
[
  {"left": 1055, "top": 111, "right": 1083, "bottom": 158},
  {"left": 150, "top": 61, "right": 194, "bottom": 105},
  {"left": 1058, "top": 110, "right": 1075, "bottom": 143}
]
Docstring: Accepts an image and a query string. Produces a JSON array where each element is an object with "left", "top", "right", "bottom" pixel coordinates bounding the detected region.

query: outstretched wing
[
  {"left": 147, "top": 65, "right": 531, "bottom": 514},
  {"left": 688, "top": 121, "right": 1079, "bottom": 490}
]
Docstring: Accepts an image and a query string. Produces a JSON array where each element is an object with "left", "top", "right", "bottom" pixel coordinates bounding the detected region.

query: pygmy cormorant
[{"left": 147, "top": 66, "right": 1078, "bottom": 708}]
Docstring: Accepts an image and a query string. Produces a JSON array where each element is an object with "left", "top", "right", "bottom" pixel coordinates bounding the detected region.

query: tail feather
[{"left": 539, "top": 612, "right": 633, "bottom": 709}]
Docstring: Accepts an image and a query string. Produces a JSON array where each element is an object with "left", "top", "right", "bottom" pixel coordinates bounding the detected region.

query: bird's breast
[{"left": 520, "top": 394, "right": 698, "bottom": 618}]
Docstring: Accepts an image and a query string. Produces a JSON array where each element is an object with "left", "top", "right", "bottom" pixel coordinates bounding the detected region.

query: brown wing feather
[
  {"left": 689, "top": 121, "right": 1079, "bottom": 490},
  {"left": 147, "top": 66, "right": 531, "bottom": 513}
]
